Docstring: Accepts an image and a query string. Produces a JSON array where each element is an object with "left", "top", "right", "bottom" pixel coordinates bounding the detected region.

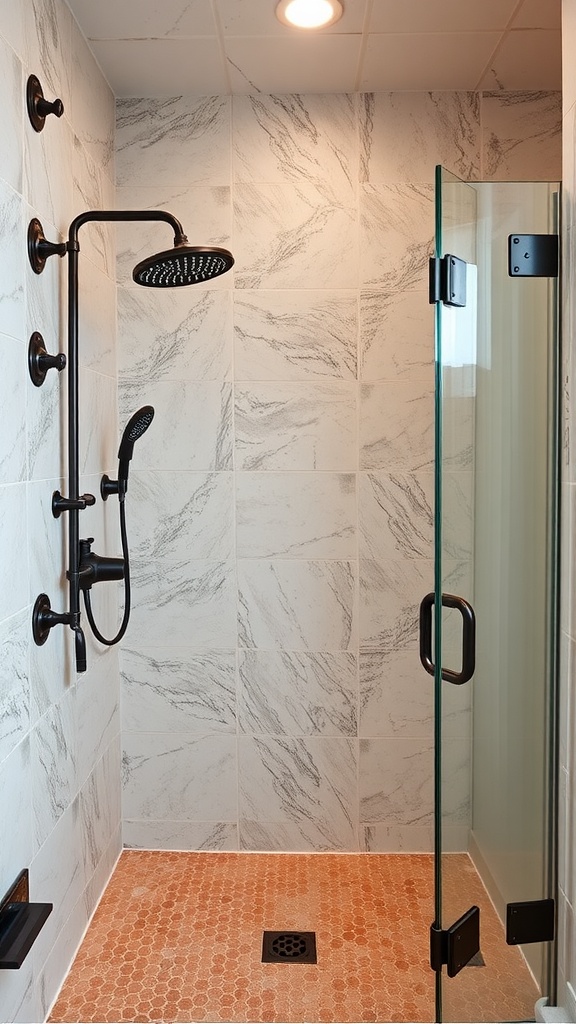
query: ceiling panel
[
  {"left": 226, "top": 34, "right": 362, "bottom": 94},
  {"left": 361, "top": 32, "right": 501, "bottom": 92},
  {"left": 512, "top": 0, "right": 561, "bottom": 30},
  {"left": 90, "top": 38, "right": 229, "bottom": 96},
  {"left": 216, "top": 0, "right": 368, "bottom": 35},
  {"left": 478, "top": 29, "right": 562, "bottom": 90},
  {"left": 68, "top": 0, "right": 218, "bottom": 40},
  {"left": 368, "top": 0, "right": 519, "bottom": 34}
]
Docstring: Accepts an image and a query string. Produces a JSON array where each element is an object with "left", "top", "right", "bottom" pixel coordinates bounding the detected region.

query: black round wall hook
[
  {"left": 27, "top": 218, "right": 67, "bottom": 275},
  {"left": 32, "top": 593, "right": 70, "bottom": 646},
  {"left": 27, "top": 74, "right": 64, "bottom": 132},
  {"left": 28, "top": 332, "right": 66, "bottom": 387}
]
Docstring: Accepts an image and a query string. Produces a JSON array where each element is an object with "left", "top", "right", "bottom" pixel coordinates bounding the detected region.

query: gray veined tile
[
  {"left": 359, "top": 290, "right": 433, "bottom": 383},
  {"left": 118, "top": 381, "right": 233, "bottom": 472},
  {"left": 123, "top": 820, "right": 238, "bottom": 852},
  {"left": 236, "top": 472, "right": 356, "bottom": 558},
  {"left": 239, "top": 736, "right": 357, "bottom": 850},
  {"left": 234, "top": 183, "right": 357, "bottom": 290},
  {"left": 482, "top": 91, "right": 561, "bottom": 181},
  {"left": 71, "top": 18, "right": 115, "bottom": 182},
  {"left": 0, "top": 180, "right": 25, "bottom": 343},
  {"left": 360, "top": 382, "right": 434, "bottom": 472},
  {"left": 0, "top": 334, "right": 26, "bottom": 485},
  {"left": 0, "top": 483, "right": 28, "bottom": 623},
  {"left": 122, "top": 733, "right": 237, "bottom": 821},
  {"left": 359, "top": 651, "right": 433, "bottom": 739},
  {"left": 238, "top": 559, "right": 356, "bottom": 651},
  {"left": 359, "top": 471, "right": 434, "bottom": 560},
  {"left": 121, "top": 647, "right": 236, "bottom": 733},
  {"left": 32, "top": 692, "right": 77, "bottom": 850},
  {"left": 362, "top": 824, "right": 434, "bottom": 853},
  {"left": 0, "top": 34, "right": 23, "bottom": 193},
  {"left": 116, "top": 96, "right": 231, "bottom": 189},
  {"left": 238, "top": 651, "right": 357, "bottom": 737},
  {"left": 127, "top": 471, "right": 234, "bottom": 561},
  {"left": 360, "top": 92, "right": 481, "bottom": 183},
  {"left": 0, "top": 739, "right": 32, "bottom": 887},
  {"left": 234, "top": 290, "right": 357, "bottom": 382},
  {"left": 118, "top": 286, "right": 232, "bottom": 381},
  {"left": 80, "top": 737, "right": 122, "bottom": 878},
  {"left": 359, "top": 183, "right": 434, "bottom": 291},
  {"left": 0, "top": 609, "right": 30, "bottom": 765},
  {"left": 128, "top": 559, "right": 237, "bottom": 649},
  {"left": 359, "top": 737, "right": 434, "bottom": 825},
  {"left": 72, "top": 136, "right": 115, "bottom": 277},
  {"left": 233, "top": 93, "right": 357, "bottom": 201},
  {"left": 360, "top": 557, "right": 433, "bottom": 653},
  {"left": 235, "top": 382, "right": 356, "bottom": 471},
  {"left": 239, "top": 820, "right": 354, "bottom": 853}
]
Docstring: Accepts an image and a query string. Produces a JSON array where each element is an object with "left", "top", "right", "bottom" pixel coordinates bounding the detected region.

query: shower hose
[{"left": 83, "top": 495, "right": 131, "bottom": 646}]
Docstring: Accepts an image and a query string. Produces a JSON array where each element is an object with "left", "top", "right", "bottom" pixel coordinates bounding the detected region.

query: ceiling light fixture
[{"left": 275, "top": 0, "right": 343, "bottom": 30}]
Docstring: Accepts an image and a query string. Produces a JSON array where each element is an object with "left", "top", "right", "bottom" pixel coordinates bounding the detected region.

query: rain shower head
[{"left": 133, "top": 239, "right": 234, "bottom": 287}]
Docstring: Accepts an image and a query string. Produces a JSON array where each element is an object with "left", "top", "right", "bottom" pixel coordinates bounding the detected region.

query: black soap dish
[{"left": 0, "top": 870, "right": 52, "bottom": 969}]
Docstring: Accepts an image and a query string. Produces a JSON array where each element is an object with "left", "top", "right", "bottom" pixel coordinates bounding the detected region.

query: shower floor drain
[{"left": 262, "top": 931, "right": 317, "bottom": 964}]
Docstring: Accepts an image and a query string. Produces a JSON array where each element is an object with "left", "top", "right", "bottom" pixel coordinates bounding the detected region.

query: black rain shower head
[{"left": 133, "top": 240, "right": 234, "bottom": 287}]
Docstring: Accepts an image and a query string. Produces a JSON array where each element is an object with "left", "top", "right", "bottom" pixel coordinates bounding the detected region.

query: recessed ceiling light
[{"left": 275, "top": 0, "right": 344, "bottom": 30}]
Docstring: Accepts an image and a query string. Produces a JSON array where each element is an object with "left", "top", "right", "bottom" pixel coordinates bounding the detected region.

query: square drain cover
[{"left": 262, "top": 931, "right": 317, "bottom": 964}]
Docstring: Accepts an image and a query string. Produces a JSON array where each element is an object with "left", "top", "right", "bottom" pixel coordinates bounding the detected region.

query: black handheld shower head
[{"left": 117, "top": 405, "right": 154, "bottom": 493}]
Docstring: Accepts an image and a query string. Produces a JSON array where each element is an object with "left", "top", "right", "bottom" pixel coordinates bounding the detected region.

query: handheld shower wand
[{"left": 82, "top": 406, "right": 155, "bottom": 647}]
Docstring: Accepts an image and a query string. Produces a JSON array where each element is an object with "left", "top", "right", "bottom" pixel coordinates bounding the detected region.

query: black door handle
[{"left": 419, "top": 592, "right": 476, "bottom": 685}]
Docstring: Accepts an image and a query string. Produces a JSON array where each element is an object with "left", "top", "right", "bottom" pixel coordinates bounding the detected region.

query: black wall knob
[
  {"left": 27, "top": 75, "right": 64, "bottom": 132},
  {"left": 28, "top": 332, "right": 66, "bottom": 387}
]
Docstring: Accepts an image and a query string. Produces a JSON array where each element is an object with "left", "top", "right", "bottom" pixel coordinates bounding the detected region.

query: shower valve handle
[{"left": 52, "top": 490, "right": 96, "bottom": 518}]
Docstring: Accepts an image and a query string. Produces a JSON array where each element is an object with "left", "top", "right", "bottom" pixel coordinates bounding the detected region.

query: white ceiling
[{"left": 66, "top": 0, "right": 562, "bottom": 98}]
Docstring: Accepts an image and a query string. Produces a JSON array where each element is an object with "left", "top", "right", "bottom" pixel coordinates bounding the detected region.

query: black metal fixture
[
  {"left": 28, "top": 331, "right": 66, "bottom": 387},
  {"left": 0, "top": 870, "right": 52, "bottom": 970},
  {"left": 26, "top": 74, "right": 64, "bottom": 132},
  {"left": 29, "top": 210, "right": 234, "bottom": 673}
]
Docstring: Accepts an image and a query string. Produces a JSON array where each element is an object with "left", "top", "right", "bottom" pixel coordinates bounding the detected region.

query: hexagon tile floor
[{"left": 48, "top": 851, "right": 538, "bottom": 1024}]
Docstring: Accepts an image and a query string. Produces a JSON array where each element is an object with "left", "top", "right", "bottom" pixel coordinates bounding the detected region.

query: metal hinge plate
[
  {"left": 429, "top": 254, "right": 467, "bottom": 307},
  {"left": 430, "top": 906, "right": 480, "bottom": 977},
  {"left": 506, "top": 899, "right": 555, "bottom": 945},
  {"left": 508, "top": 234, "right": 559, "bottom": 277}
]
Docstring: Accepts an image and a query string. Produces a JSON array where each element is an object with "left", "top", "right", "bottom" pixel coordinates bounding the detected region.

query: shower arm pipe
[{"left": 65, "top": 209, "right": 188, "bottom": 669}]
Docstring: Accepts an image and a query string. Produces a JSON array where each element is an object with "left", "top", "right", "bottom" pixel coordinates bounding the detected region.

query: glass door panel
[{"left": 432, "top": 166, "right": 559, "bottom": 1023}]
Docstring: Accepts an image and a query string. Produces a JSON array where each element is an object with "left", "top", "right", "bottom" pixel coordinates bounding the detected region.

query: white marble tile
[
  {"left": 0, "top": 334, "right": 26, "bottom": 484},
  {"left": 238, "top": 651, "right": 357, "bottom": 736},
  {"left": 0, "top": 738, "right": 32, "bottom": 889},
  {"left": 26, "top": 360, "right": 65, "bottom": 483},
  {"left": 72, "top": 136, "right": 115, "bottom": 277},
  {"left": 442, "top": 472, "right": 474, "bottom": 561},
  {"left": 0, "top": 609, "right": 30, "bottom": 763},
  {"left": 359, "top": 471, "right": 434, "bottom": 560},
  {"left": 30, "top": 602, "right": 71, "bottom": 723},
  {"left": 362, "top": 824, "right": 434, "bottom": 853},
  {"left": 482, "top": 91, "right": 562, "bottom": 181},
  {"left": 0, "top": 959, "right": 39, "bottom": 1024},
  {"left": 25, "top": 216, "right": 60, "bottom": 355},
  {"left": 127, "top": 470, "right": 234, "bottom": 561},
  {"left": 234, "top": 289, "right": 357, "bottom": 382},
  {"left": 121, "top": 647, "right": 236, "bottom": 733},
  {"left": 76, "top": 652, "right": 120, "bottom": 791},
  {"left": 234, "top": 383, "right": 356, "bottom": 471},
  {"left": 27, "top": 478, "right": 67, "bottom": 607},
  {"left": 123, "top": 820, "right": 238, "bottom": 851},
  {"left": 32, "top": 691, "right": 77, "bottom": 850},
  {"left": 122, "top": 732, "right": 237, "bottom": 820},
  {"left": 119, "top": 380, "right": 233, "bottom": 472},
  {"left": 360, "top": 382, "right": 434, "bottom": 472},
  {"left": 234, "top": 183, "right": 357, "bottom": 290},
  {"left": 239, "top": 820, "right": 355, "bottom": 854},
  {"left": 236, "top": 472, "right": 356, "bottom": 558},
  {"left": 233, "top": 93, "right": 357, "bottom": 200},
  {"left": 115, "top": 184, "right": 232, "bottom": 291},
  {"left": 0, "top": 180, "right": 25, "bottom": 342},
  {"left": 70, "top": 18, "right": 115, "bottom": 183},
  {"left": 442, "top": 736, "right": 471, "bottom": 825},
  {"left": 360, "top": 92, "right": 481, "bottom": 183},
  {"left": 80, "top": 736, "right": 122, "bottom": 878},
  {"left": 82, "top": 824, "right": 121, "bottom": 921},
  {"left": 360, "top": 290, "right": 433, "bottom": 383},
  {"left": 118, "top": 285, "right": 232, "bottom": 382},
  {"left": 0, "top": 0, "right": 25, "bottom": 61},
  {"left": 360, "top": 557, "right": 433, "bottom": 652},
  {"left": 359, "top": 736, "right": 434, "bottom": 825},
  {"left": 75, "top": 264, "right": 119, "bottom": 377},
  {"left": 79, "top": 368, "right": 117, "bottom": 477},
  {"left": 116, "top": 96, "right": 231, "bottom": 189},
  {"left": 238, "top": 559, "right": 356, "bottom": 651},
  {"left": 128, "top": 559, "right": 237, "bottom": 649},
  {"left": 0, "top": 483, "right": 28, "bottom": 621},
  {"left": 0, "top": 33, "right": 22, "bottom": 193},
  {"left": 239, "top": 736, "right": 357, "bottom": 850},
  {"left": 359, "top": 183, "right": 434, "bottom": 291},
  {"left": 359, "top": 651, "right": 433, "bottom": 738},
  {"left": 24, "top": 113, "right": 75, "bottom": 235},
  {"left": 28, "top": 797, "right": 85, "bottom": 971},
  {"left": 37, "top": 891, "right": 88, "bottom": 1023}
]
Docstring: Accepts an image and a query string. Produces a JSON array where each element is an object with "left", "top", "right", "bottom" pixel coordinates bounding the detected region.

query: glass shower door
[{"left": 427, "top": 166, "right": 559, "bottom": 1023}]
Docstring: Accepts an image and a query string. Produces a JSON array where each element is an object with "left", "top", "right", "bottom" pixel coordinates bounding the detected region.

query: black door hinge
[
  {"left": 429, "top": 254, "right": 467, "bottom": 307},
  {"left": 430, "top": 906, "right": 480, "bottom": 978},
  {"left": 508, "top": 234, "right": 558, "bottom": 277},
  {"left": 506, "top": 899, "right": 555, "bottom": 945}
]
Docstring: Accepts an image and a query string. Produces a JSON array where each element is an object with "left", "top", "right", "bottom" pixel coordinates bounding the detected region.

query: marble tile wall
[
  {"left": 0, "top": 1, "right": 121, "bottom": 1021},
  {"left": 117, "top": 88, "right": 561, "bottom": 857}
]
